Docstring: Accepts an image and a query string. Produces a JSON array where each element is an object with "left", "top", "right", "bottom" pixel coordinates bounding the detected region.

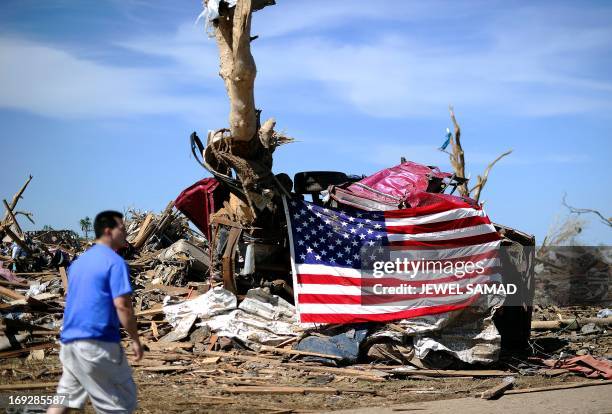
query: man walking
[{"left": 48, "top": 211, "right": 143, "bottom": 413}]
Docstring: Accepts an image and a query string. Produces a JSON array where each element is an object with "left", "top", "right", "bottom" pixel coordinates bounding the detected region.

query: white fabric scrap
[
  {"left": 26, "top": 281, "right": 49, "bottom": 297},
  {"left": 162, "top": 286, "right": 236, "bottom": 327},
  {"left": 196, "top": 0, "right": 238, "bottom": 35}
]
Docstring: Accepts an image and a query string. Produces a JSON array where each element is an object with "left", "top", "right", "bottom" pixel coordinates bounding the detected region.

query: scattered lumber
[
  {"left": 138, "top": 366, "right": 192, "bottom": 372},
  {"left": 0, "top": 382, "right": 57, "bottom": 391},
  {"left": 220, "top": 385, "right": 374, "bottom": 395},
  {"left": 258, "top": 344, "right": 344, "bottom": 360},
  {"left": 391, "top": 368, "right": 515, "bottom": 378}
]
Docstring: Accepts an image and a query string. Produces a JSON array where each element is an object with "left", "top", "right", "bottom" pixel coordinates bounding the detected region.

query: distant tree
[
  {"left": 42, "top": 225, "right": 54, "bottom": 231},
  {"left": 79, "top": 217, "right": 92, "bottom": 239}
]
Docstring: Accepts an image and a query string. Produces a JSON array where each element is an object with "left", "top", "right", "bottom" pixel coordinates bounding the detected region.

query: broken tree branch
[
  {"left": 1, "top": 175, "right": 33, "bottom": 225},
  {"left": 562, "top": 193, "right": 611, "bottom": 227},
  {"left": 1, "top": 225, "right": 32, "bottom": 255},
  {"left": 14, "top": 211, "right": 35, "bottom": 225},
  {"left": 448, "top": 105, "right": 468, "bottom": 197},
  {"left": 469, "top": 149, "right": 512, "bottom": 203}
]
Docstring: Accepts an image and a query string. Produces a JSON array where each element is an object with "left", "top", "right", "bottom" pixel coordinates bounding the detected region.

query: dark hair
[{"left": 94, "top": 211, "right": 124, "bottom": 238}]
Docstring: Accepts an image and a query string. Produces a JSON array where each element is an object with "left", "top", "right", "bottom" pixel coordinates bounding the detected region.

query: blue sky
[{"left": 1, "top": 0, "right": 610, "bottom": 244}]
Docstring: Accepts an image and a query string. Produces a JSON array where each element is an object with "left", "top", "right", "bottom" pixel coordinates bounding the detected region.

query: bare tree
[
  {"left": 202, "top": 0, "right": 291, "bottom": 226},
  {"left": 445, "top": 106, "right": 512, "bottom": 203},
  {"left": 562, "top": 193, "right": 611, "bottom": 228}
]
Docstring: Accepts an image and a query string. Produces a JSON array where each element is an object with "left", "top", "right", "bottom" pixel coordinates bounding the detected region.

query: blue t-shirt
[{"left": 60, "top": 244, "right": 133, "bottom": 343}]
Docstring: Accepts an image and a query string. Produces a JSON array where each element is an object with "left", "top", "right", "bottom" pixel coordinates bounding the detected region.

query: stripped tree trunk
[
  {"left": 447, "top": 106, "right": 511, "bottom": 204},
  {"left": 214, "top": 0, "right": 258, "bottom": 142},
  {"left": 204, "top": 0, "right": 290, "bottom": 226}
]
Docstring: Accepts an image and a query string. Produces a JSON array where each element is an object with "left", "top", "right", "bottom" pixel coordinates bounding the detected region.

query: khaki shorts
[{"left": 55, "top": 339, "right": 137, "bottom": 413}]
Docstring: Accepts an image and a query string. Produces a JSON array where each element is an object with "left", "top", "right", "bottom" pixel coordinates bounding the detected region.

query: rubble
[{"left": 1, "top": 1, "right": 610, "bottom": 411}]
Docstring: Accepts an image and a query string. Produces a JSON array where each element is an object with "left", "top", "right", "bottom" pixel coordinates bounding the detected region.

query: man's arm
[{"left": 113, "top": 294, "right": 143, "bottom": 361}]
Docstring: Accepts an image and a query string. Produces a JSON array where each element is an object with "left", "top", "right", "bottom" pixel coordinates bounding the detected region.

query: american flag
[{"left": 283, "top": 196, "right": 502, "bottom": 324}]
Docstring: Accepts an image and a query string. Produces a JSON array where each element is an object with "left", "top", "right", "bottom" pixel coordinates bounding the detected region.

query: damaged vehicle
[{"left": 174, "top": 137, "right": 535, "bottom": 367}]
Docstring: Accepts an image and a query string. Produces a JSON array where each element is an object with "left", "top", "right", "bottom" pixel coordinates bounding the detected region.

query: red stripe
[
  {"left": 384, "top": 203, "right": 479, "bottom": 219},
  {"left": 386, "top": 215, "right": 491, "bottom": 235},
  {"left": 296, "top": 250, "right": 500, "bottom": 285},
  {"left": 388, "top": 232, "right": 500, "bottom": 248},
  {"left": 297, "top": 263, "right": 499, "bottom": 286},
  {"left": 299, "top": 295, "right": 481, "bottom": 323},
  {"left": 298, "top": 281, "right": 499, "bottom": 305},
  {"left": 297, "top": 266, "right": 500, "bottom": 290}
]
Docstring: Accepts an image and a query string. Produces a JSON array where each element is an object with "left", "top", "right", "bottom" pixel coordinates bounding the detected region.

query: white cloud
[
  {"left": 1, "top": 1, "right": 611, "bottom": 121},
  {"left": 0, "top": 36, "right": 224, "bottom": 121}
]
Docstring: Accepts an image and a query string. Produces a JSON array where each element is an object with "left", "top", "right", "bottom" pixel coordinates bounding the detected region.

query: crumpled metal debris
[{"left": 413, "top": 316, "right": 502, "bottom": 365}]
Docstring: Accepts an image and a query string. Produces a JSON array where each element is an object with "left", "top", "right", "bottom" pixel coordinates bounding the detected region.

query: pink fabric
[
  {"left": 347, "top": 162, "right": 452, "bottom": 206},
  {"left": 0, "top": 262, "right": 26, "bottom": 283},
  {"left": 406, "top": 191, "right": 478, "bottom": 209}
]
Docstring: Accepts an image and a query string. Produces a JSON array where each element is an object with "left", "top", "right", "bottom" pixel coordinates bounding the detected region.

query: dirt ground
[
  {"left": 1, "top": 305, "right": 610, "bottom": 413},
  {"left": 1, "top": 355, "right": 605, "bottom": 413}
]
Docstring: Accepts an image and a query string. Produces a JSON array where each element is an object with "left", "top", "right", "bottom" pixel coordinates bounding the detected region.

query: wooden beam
[
  {"left": 480, "top": 376, "right": 515, "bottom": 399},
  {"left": 131, "top": 213, "right": 154, "bottom": 248},
  {"left": 258, "top": 345, "right": 343, "bottom": 360},
  {"left": 505, "top": 380, "right": 612, "bottom": 395},
  {"left": 3, "top": 199, "right": 23, "bottom": 237},
  {"left": 222, "top": 227, "right": 241, "bottom": 294},
  {"left": 59, "top": 267, "right": 68, "bottom": 294},
  {"left": 2, "top": 225, "right": 32, "bottom": 255},
  {"left": 532, "top": 317, "right": 612, "bottom": 330},
  {"left": 0, "top": 382, "right": 57, "bottom": 391},
  {"left": 0, "top": 285, "right": 27, "bottom": 301}
]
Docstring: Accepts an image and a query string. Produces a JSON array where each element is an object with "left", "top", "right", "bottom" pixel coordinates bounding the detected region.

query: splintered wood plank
[
  {"left": 59, "top": 267, "right": 68, "bottom": 293},
  {"left": 0, "top": 285, "right": 26, "bottom": 301}
]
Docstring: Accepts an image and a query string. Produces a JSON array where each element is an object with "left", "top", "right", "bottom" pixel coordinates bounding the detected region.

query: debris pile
[{"left": 1, "top": 1, "right": 611, "bottom": 410}]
